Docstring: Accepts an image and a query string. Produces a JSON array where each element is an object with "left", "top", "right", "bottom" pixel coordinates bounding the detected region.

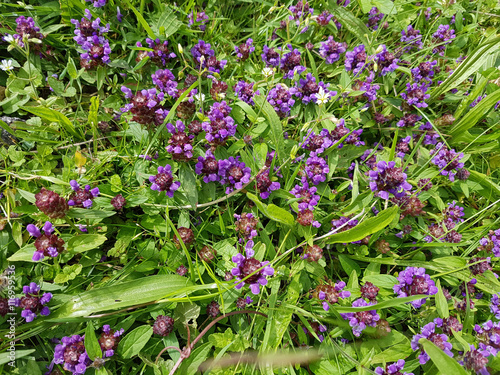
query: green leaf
[
  {"left": 253, "top": 95, "right": 285, "bottom": 164},
  {"left": 179, "top": 164, "right": 198, "bottom": 209},
  {"left": 247, "top": 193, "right": 294, "bottom": 226},
  {"left": 50, "top": 275, "right": 195, "bottom": 319},
  {"left": 436, "top": 280, "right": 450, "bottom": 319},
  {"left": 8, "top": 244, "right": 36, "bottom": 262},
  {"left": 333, "top": 294, "right": 429, "bottom": 312},
  {"left": 20, "top": 106, "right": 79, "bottom": 139},
  {"left": 178, "top": 342, "right": 211, "bottom": 374},
  {"left": 338, "top": 254, "right": 361, "bottom": 276},
  {"left": 67, "top": 234, "right": 107, "bottom": 253},
  {"left": 0, "top": 349, "right": 35, "bottom": 365},
  {"left": 420, "top": 339, "right": 467, "bottom": 375},
  {"left": 325, "top": 206, "right": 398, "bottom": 244},
  {"left": 67, "top": 57, "right": 78, "bottom": 79},
  {"left": 155, "top": 5, "right": 182, "bottom": 37},
  {"left": 54, "top": 264, "right": 83, "bottom": 284},
  {"left": 67, "top": 209, "right": 116, "bottom": 219},
  {"left": 85, "top": 322, "right": 102, "bottom": 360},
  {"left": 121, "top": 0, "right": 156, "bottom": 38},
  {"left": 331, "top": 6, "right": 373, "bottom": 53},
  {"left": 209, "top": 328, "right": 234, "bottom": 349},
  {"left": 254, "top": 143, "right": 268, "bottom": 170},
  {"left": 117, "top": 325, "right": 153, "bottom": 359}
]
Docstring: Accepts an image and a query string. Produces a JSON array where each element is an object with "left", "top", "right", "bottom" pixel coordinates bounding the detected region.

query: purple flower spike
[
  {"left": 18, "top": 283, "right": 52, "bottom": 323},
  {"left": 345, "top": 45, "right": 370, "bottom": 76},
  {"left": 281, "top": 44, "right": 306, "bottom": 78},
  {"left": 195, "top": 150, "right": 220, "bottom": 183},
  {"left": 231, "top": 241, "right": 274, "bottom": 295},
  {"left": 120, "top": 86, "right": 168, "bottom": 126},
  {"left": 367, "top": 7, "right": 384, "bottom": 30},
  {"left": 149, "top": 165, "right": 181, "bottom": 198},
  {"left": 294, "top": 73, "right": 336, "bottom": 104},
  {"left": 375, "top": 359, "right": 414, "bottom": 375},
  {"left": 340, "top": 298, "right": 380, "bottom": 337},
  {"left": 305, "top": 154, "right": 329, "bottom": 185},
  {"left": 68, "top": 181, "right": 100, "bottom": 209},
  {"left": 375, "top": 45, "right": 398, "bottom": 76},
  {"left": 490, "top": 294, "right": 500, "bottom": 319},
  {"left": 235, "top": 38, "right": 255, "bottom": 61},
  {"left": 267, "top": 84, "right": 296, "bottom": 118},
  {"left": 53, "top": 334, "right": 90, "bottom": 375},
  {"left": 234, "top": 80, "right": 259, "bottom": 105},
  {"left": 255, "top": 169, "right": 280, "bottom": 199},
  {"left": 411, "top": 322, "right": 453, "bottom": 364},
  {"left": 202, "top": 101, "right": 237, "bottom": 145},
  {"left": 300, "top": 129, "right": 333, "bottom": 154},
  {"left": 319, "top": 36, "right": 347, "bottom": 64},
  {"left": 218, "top": 157, "right": 252, "bottom": 194},
  {"left": 13, "top": 16, "right": 44, "bottom": 48},
  {"left": 165, "top": 120, "right": 194, "bottom": 161},
  {"left": 261, "top": 45, "right": 282, "bottom": 67},
  {"left": 393, "top": 267, "right": 438, "bottom": 308},
  {"left": 401, "top": 82, "right": 430, "bottom": 108},
  {"left": 461, "top": 344, "right": 492, "bottom": 375},
  {"left": 369, "top": 161, "right": 412, "bottom": 199},
  {"left": 429, "top": 142, "right": 465, "bottom": 182},
  {"left": 152, "top": 69, "right": 178, "bottom": 97},
  {"left": 432, "top": 24, "right": 455, "bottom": 55},
  {"left": 401, "top": 25, "right": 423, "bottom": 52},
  {"left": 137, "top": 38, "right": 176, "bottom": 66},
  {"left": 290, "top": 179, "right": 320, "bottom": 211},
  {"left": 411, "top": 60, "right": 438, "bottom": 82}
]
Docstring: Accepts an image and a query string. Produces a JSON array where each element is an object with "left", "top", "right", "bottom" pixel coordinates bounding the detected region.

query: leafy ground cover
[{"left": 1, "top": 0, "right": 500, "bottom": 374}]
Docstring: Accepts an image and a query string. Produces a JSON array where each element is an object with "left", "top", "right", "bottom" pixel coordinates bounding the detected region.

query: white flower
[
  {"left": 3, "top": 35, "right": 14, "bottom": 43},
  {"left": 194, "top": 92, "right": 205, "bottom": 102},
  {"left": 313, "top": 87, "right": 331, "bottom": 105},
  {"left": 262, "top": 67, "right": 274, "bottom": 78},
  {"left": 0, "top": 60, "right": 14, "bottom": 72}
]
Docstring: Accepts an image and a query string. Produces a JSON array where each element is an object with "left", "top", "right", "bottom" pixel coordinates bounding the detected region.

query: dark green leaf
[
  {"left": 117, "top": 325, "right": 153, "bottom": 359},
  {"left": 67, "top": 234, "right": 107, "bottom": 253},
  {"left": 85, "top": 322, "right": 102, "bottom": 360}
]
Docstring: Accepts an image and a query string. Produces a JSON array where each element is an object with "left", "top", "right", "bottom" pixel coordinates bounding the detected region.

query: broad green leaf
[
  {"left": 420, "top": 339, "right": 467, "bottom": 375},
  {"left": 155, "top": 5, "right": 182, "bottom": 36},
  {"left": 362, "top": 274, "right": 398, "bottom": 290},
  {"left": 178, "top": 342, "right": 211, "bottom": 374},
  {"left": 338, "top": 254, "right": 361, "bottom": 276},
  {"left": 371, "top": 343, "right": 412, "bottom": 363},
  {"left": 54, "top": 264, "right": 83, "bottom": 284},
  {"left": 435, "top": 280, "right": 450, "bottom": 319},
  {"left": 117, "top": 325, "right": 153, "bottom": 359},
  {"left": 247, "top": 193, "right": 294, "bottom": 226},
  {"left": 179, "top": 164, "right": 198, "bottom": 209},
  {"left": 331, "top": 6, "right": 373, "bottom": 53},
  {"left": 20, "top": 106, "right": 79, "bottom": 139},
  {"left": 67, "top": 208, "right": 116, "bottom": 219},
  {"left": 325, "top": 206, "right": 398, "bottom": 244},
  {"left": 67, "top": 234, "right": 107, "bottom": 253},
  {"left": 0, "top": 349, "right": 35, "bottom": 365},
  {"left": 253, "top": 95, "right": 285, "bottom": 164},
  {"left": 121, "top": 0, "right": 156, "bottom": 38},
  {"left": 8, "top": 244, "right": 36, "bottom": 262},
  {"left": 85, "top": 322, "right": 102, "bottom": 360}
]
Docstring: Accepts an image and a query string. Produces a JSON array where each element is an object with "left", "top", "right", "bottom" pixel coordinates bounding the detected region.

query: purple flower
[
  {"left": 117, "top": 7, "right": 123, "bottom": 23},
  {"left": 367, "top": 7, "right": 384, "bottom": 30},
  {"left": 120, "top": 86, "right": 168, "bottom": 126},
  {"left": 375, "top": 45, "right": 398, "bottom": 76},
  {"left": 329, "top": 119, "right": 364, "bottom": 148},
  {"left": 331, "top": 216, "right": 362, "bottom": 244},
  {"left": 461, "top": 344, "right": 492, "bottom": 375},
  {"left": 231, "top": 241, "right": 274, "bottom": 295},
  {"left": 152, "top": 69, "right": 178, "bottom": 96},
  {"left": 218, "top": 157, "right": 251, "bottom": 194},
  {"left": 255, "top": 169, "right": 280, "bottom": 199},
  {"left": 195, "top": 150, "right": 220, "bottom": 183},
  {"left": 300, "top": 129, "right": 333, "bottom": 154},
  {"left": 68, "top": 180, "right": 100, "bottom": 209},
  {"left": 490, "top": 294, "right": 500, "bottom": 319},
  {"left": 137, "top": 38, "right": 176, "bottom": 66},
  {"left": 261, "top": 45, "right": 282, "bottom": 67},
  {"left": 53, "top": 334, "right": 90, "bottom": 375},
  {"left": 474, "top": 320, "right": 500, "bottom": 357},
  {"left": 85, "top": 0, "right": 106, "bottom": 7},
  {"left": 396, "top": 136, "right": 412, "bottom": 158},
  {"left": 444, "top": 201, "right": 464, "bottom": 223},
  {"left": 429, "top": 142, "right": 464, "bottom": 181},
  {"left": 319, "top": 36, "right": 347, "bottom": 64},
  {"left": 315, "top": 282, "right": 351, "bottom": 311},
  {"left": 234, "top": 80, "right": 259, "bottom": 105},
  {"left": 235, "top": 38, "right": 255, "bottom": 61},
  {"left": 165, "top": 120, "right": 194, "bottom": 161},
  {"left": 397, "top": 113, "right": 421, "bottom": 128},
  {"left": 479, "top": 229, "right": 500, "bottom": 257},
  {"left": 375, "top": 359, "right": 413, "bottom": 375},
  {"left": 393, "top": 267, "right": 438, "bottom": 308},
  {"left": 294, "top": 73, "right": 336, "bottom": 104},
  {"left": 13, "top": 16, "right": 44, "bottom": 47},
  {"left": 401, "top": 25, "right": 423, "bottom": 52},
  {"left": 401, "top": 82, "right": 430, "bottom": 108},
  {"left": 305, "top": 154, "right": 329, "bottom": 185},
  {"left": 188, "top": 11, "right": 209, "bottom": 31},
  {"left": 18, "top": 282, "right": 52, "bottom": 322},
  {"left": 432, "top": 24, "right": 455, "bottom": 56},
  {"left": 234, "top": 213, "right": 259, "bottom": 242},
  {"left": 288, "top": 1, "right": 313, "bottom": 26},
  {"left": 149, "top": 165, "right": 181, "bottom": 198},
  {"left": 353, "top": 71, "right": 380, "bottom": 102},
  {"left": 411, "top": 60, "right": 438, "bottom": 82},
  {"left": 317, "top": 11, "right": 334, "bottom": 26},
  {"left": 281, "top": 44, "right": 306, "bottom": 79},
  {"left": 290, "top": 178, "right": 320, "bottom": 211},
  {"left": 345, "top": 45, "right": 370, "bottom": 76},
  {"left": 470, "top": 95, "right": 486, "bottom": 108},
  {"left": 267, "top": 84, "right": 296, "bottom": 118},
  {"left": 419, "top": 121, "right": 440, "bottom": 145},
  {"left": 191, "top": 40, "right": 226, "bottom": 73},
  {"left": 340, "top": 298, "right": 380, "bottom": 337},
  {"left": 28, "top": 221, "right": 64, "bottom": 261},
  {"left": 202, "top": 101, "right": 237, "bottom": 145},
  {"left": 369, "top": 161, "right": 412, "bottom": 200},
  {"left": 411, "top": 321, "right": 453, "bottom": 364}
]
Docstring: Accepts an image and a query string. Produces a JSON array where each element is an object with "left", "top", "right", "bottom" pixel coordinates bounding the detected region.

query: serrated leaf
[
  {"left": 67, "top": 234, "right": 107, "bottom": 253},
  {"left": 54, "top": 264, "right": 83, "bottom": 284},
  {"left": 117, "top": 325, "right": 153, "bottom": 359},
  {"left": 85, "top": 322, "right": 102, "bottom": 360}
]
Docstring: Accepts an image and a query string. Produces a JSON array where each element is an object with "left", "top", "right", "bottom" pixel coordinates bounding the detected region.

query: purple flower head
[
  {"left": 261, "top": 45, "right": 282, "bottom": 67},
  {"left": 411, "top": 60, "right": 439, "bottom": 82},
  {"left": 329, "top": 119, "right": 364, "bottom": 148},
  {"left": 234, "top": 80, "right": 259, "bottom": 105},
  {"left": 367, "top": 7, "right": 384, "bottom": 30},
  {"left": 411, "top": 322, "right": 453, "bottom": 364},
  {"left": 136, "top": 38, "right": 176, "bottom": 66},
  {"left": 290, "top": 179, "right": 320, "bottom": 211},
  {"left": 444, "top": 201, "right": 465, "bottom": 223},
  {"left": 120, "top": 86, "right": 167, "bottom": 126},
  {"left": 231, "top": 241, "right": 274, "bottom": 295},
  {"left": 375, "top": 359, "right": 414, "bottom": 375},
  {"left": 18, "top": 282, "right": 52, "bottom": 322},
  {"left": 401, "top": 25, "right": 423, "bottom": 52},
  {"left": 393, "top": 267, "right": 438, "bottom": 308},
  {"left": 191, "top": 40, "right": 226, "bottom": 73},
  {"left": 461, "top": 344, "right": 492, "bottom": 375},
  {"left": 419, "top": 121, "right": 440, "bottom": 145},
  {"left": 314, "top": 282, "right": 351, "bottom": 311},
  {"left": 429, "top": 142, "right": 464, "bottom": 182},
  {"left": 294, "top": 73, "right": 336, "bottom": 104},
  {"left": 53, "top": 335, "right": 90, "bottom": 374},
  {"left": 218, "top": 157, "right": 251, "bottom": 194},
  {"left": 85, "top": 0, "right": 106, "bottom": 7},
  {"left": 234, "top": 213, "right": 259, "bottom": 242},
  {"left": 288, "top": 1, "right": 313, "bottom": 26},
  {"left": 149, "top": 165, "right": 181, "bottom": 198},
  {"left": 305, "top": 154, "right": 329, "bottom": 185},
  {"left": 188, "top": 10, "right": 209, "bottom": 31},
  {"left": 369, "top": 161, "right": 412, "bottom": 200},
  {"left": 353, "top": 71, "right": 380, "bottom": 102},
  {"left": 375, "top": 45, "right": 398, "bottom": 76},
  {"left": 396, "top": 136, "right": 412, "bottom": 159},
  {"left": 117, "top": 7, "right": 123, "bottom": 23},
  {"left": 68, "top": 181, "right": 99, "bottom": 209},
  {"left": 255, "top": 169, "right": 280, "bottom": 199},
  {"left": 474, "top": 320, "right": 500, "bottom": 357},
  {"left": 345, "top": 45, "right": 371, "bottom": 76},
  {"left": 319, "top": 36, "right": 347, "bottom": 64},
  {"left": 281, "top": 44, "right": 306, "bottom": 78},
  {"left": 195, "top": 150, "right": 220, "bottom": 183},
  {"left": 478, "top": 229, "right": 500, "bottom": 257},
  {"left": 202, "top": 101, "right": 237, "bottom": 145},
  {"left": 490, "top": 294, "right": 500, "bottom": 319},
  {"left": 267, "top": 84, "right": 296, "bottom": 118},
  {"left": 432, "top": 24, "right": 456, "bottom": 56},
  {"left": 340, "top": 298, "right": 380, "bottom": 337},
  {"left": 235, "top": 38, "right": 255, "bottom": 61},
  {"left": 165, "top": 120, "right": 194, "bottom": 161},
  {"left": 401, "top": 82, "right": 430, "bottom": 108},
  {"left": 317, "top": 11, "right": 334, "bottom": 26},
  {"left": 397, "top": 113, "right": 422, "bottom": 128},
  {"left": 71, "top": 12, "right": 111, "bottom": 69},
  {"left": 152, "top": 69, "right": 178, "bottom": 97},
  {"left": 300, "top": 129, "right": 333, "bottom": 154},
  {"left": 13, "top": 16, "right": 44, "bottom": 47}
]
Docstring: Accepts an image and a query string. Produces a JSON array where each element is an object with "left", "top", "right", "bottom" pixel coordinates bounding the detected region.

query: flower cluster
[
  {"left": 149, "top": 165, "right": 181, "bottom": 198},
  {"left": 340, "top": 298, "right": 380, "bottom": 337},
  {"left": 27, "top": 221, "right": 64, "bottom": 261},
  {"left": 411, "top": 60, "right": 439, "bottom": 82},
  {"left": 151, "top": 69, "right": 178, "bottom": 96},
  {"left": 35, "top": 188, "right": 69, "bottom": 218},
  {"left": 432, "top": 24, "right": 456, "bottom": 55},
  {"left": 375, "top": 360, "right": 413, "bottom": 375},
  {"left": 13, "top": 16, "right": 44, "bottom": 47},
  {"left": 234, "top": 213, "right": 259, "bottom": 242},
  {"left": 68, "top": 180, "right": 99, "bottom": 208},
  {"left": 478, "top": 229, "right": 500, "bottom": 257},
  {"left": 401, "top": 82, "right": 430, "bottom": 108},
  {"left": 368, "top": 161, "right": 412, "bottom": 200},
  {"left": 411, "top": 319, "right": 453, "bottom": 364},
  {"left": 393, "top": 267, "right": 438, "bottom": 308},
  {"left": 320, "top": 36, "right": 347, "bottom": 64},
  {"left": 374, "top": 45, "right": 398, "bottom": 76},
  {"left": 202, "top": 101, "right": 237, "bottom": 145},
  {"left": 267, "top": 84, "right": 296, "bottom": 117},
  {"left": 401, "top": 25, "right": 423, "bottom": 51},
  {"left": 191, "top": 39, "right": 226, "bottom": 74},
  {"left": 231, "top": 241, "right": 274, "bottom": 294},
  {"left": 188, "top": 10, "right": 209, "bottom": 31},
  {"left": 255, "top": 169, "right": 280, "bottom": 199},
  {"left": 367, "top": 7, "right": 384, "bottom": 30},
  {"left": 234, "top": 80, "right": 259, "bottom": 105},
  {"left": 137, "top": 38, "right": 176, "bottom": 66},
  {"left": 15, "top": 282, "right": 52, "bottom": 322},
  {"left": 345, "top": 45, "right": 370, "bottom": 76},
  {"left": 311, "top": 281, "right": 350, "bottom": 311},
  {"left": 235, "top": 38, "right": 255, "bottom": 61},
  {"left": 165, "top": 120, "right": 194, "bottom": 161},
  {"left": 294, "top": 73, "right": 336, "bottom": 104},
  {"left": 218, "top": 156, "right": 252, "bottom": 194},
  {"left": 121, "top": 86, "right": 168, "bottom": 126},
  {"left": 429, "top": 142, "right": 465, "bottom": 181}
]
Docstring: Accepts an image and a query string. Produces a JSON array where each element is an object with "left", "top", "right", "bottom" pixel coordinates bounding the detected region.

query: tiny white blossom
[
  {"left": 0, "top": 59, "right": 14, "bottom": 72},
  {"left": 313, "top": 86, "right": 331, "bottom": 105},
  {"left": 3, "top": 34, "right": 14, "bottom": 43},
  {"left": 194, "top": 92, "right": 205, "bottom": 102},
  {"left": 262, "top": 67, "right": 274, "bottom": 78}
]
